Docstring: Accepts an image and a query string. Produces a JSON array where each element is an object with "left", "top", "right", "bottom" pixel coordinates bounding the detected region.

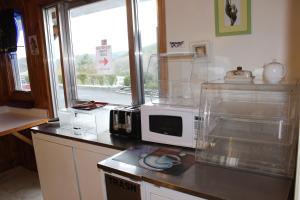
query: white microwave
[{"left": 141, "top": 103, "right": 198, "bottom": 148}]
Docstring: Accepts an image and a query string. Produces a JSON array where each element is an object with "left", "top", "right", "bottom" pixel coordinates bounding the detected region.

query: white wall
[{"left": 165, "top": 0, "right": 289, "bottom": 80}]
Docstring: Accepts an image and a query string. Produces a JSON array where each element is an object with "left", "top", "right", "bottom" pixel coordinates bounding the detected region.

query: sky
[
  {"left": 70, "top": 0, "right": 157, "bottom": 55},
  {"left": 17, "top": 0, "right": 157, "bottom": 62}
]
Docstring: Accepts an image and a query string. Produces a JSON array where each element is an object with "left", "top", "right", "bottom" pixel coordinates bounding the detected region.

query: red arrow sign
[{"left": 99, "top": 57, "right": 109, "bottom": 65}]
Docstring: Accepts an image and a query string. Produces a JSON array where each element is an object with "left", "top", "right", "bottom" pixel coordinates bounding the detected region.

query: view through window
[
  {"left": 44, "top": 7, "right": 66, "bottom": 112},
  {"left": 69, "top": 0, "right": 157, "bottom": 105},
  {"left": 69, "top": 0, "right": 132, "bottom": 105},
  {"left": 11, "top": 13, "right": 31, "bottom": 91},
  {"left": 138, "top": 0, "right": 158, "bottom": 103},
  {"left": 44, "top": 0, "right": 159, "bottom": 113}
]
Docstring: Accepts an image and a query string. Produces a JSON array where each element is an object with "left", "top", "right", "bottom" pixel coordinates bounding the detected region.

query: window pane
[
  {"left": 69, "top": 0, "right": 131, "bottom": 105},
  {"left": 12, "top": 14, "right": 31, "bottom": 91},
  {"left": 138, "top": 0, "right": 158, "bottom": 103},
  {"left": 44, "top": 7, "right": 66, "bottom": 113}
]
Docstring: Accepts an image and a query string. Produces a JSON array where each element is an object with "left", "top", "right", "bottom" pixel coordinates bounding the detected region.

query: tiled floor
[{"left": 0, "top": 167, "right": 42, "bottom": 200}]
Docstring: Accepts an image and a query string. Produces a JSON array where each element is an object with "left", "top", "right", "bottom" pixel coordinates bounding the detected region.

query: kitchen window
[
  {"left": 10, "top": 12, "right": 31, "bottom": 92},
  {"left": 43, "top": 0, "right": 165, "bottom": 115},
  {"left": 44, "top": 6, "right": 66, "bottom": 116},
  {"left": 69, "top": 0, "right": 132, "bottom": 105}
]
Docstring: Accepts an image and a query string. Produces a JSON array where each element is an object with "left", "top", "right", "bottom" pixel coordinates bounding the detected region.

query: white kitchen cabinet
[
  {"left": 75, "top": 148, "right": 108, "bottom": 200},
  {"left": 148, "top": 193, "right": 171, "bottom": 200},
  {"left": 33, "top": 138, "right": 80, "bottom": 200},
  {"left": 144, "top": 182, "right": 206, "bottom": 200},
  {"left": 32, "top": 133, "right": 120, "bottom": 200}
]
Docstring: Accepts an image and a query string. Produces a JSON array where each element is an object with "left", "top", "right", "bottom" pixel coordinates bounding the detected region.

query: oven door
[
  {"left": 105, "top": 173, "right": 141, "bottom": 200},
  {"left": 141, "top": 105, "right": 196, "bottom": 148}
]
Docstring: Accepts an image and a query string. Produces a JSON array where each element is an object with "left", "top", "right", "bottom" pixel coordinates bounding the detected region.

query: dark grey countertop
[
  {"left": 98, "top": 145, "right": 292, "bottom": 200},
  {"left": 31, "top": 123, "right": 293, "bottom": 200},
  {"left": 30, "top": 122, "right": 139, "bottom": 150}
]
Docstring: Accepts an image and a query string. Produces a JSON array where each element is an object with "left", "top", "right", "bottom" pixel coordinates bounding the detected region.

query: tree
[
  {"left": 77, "top": 74, "right": 88, "bottom": 85},
  {"left": 105, "top": 75, "right": 117, "bottom": 86},
  {"left": 124, "top": 75, "right": 131, "bottom": 86},
  {"left": 95, "top": 75, "right": 105, "bottom": 85},
  {"left": 24, "top": 74, "right": 29, "bottom": 83},
  {"left": 75, "top": 54, "right": 96, "bottom": 74},
  {"left": 76, "top": 54, "right": 93, "bottom": 66},
  {"left": 58, "top": 74, "right": 63, "bottom": 84},
  {"left": 88, "top": 74, "right": 105, "bottom": 85}
]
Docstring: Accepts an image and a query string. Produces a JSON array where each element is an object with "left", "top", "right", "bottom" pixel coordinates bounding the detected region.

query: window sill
[{"left": 7, "top": 91, "right": 35, "bottom": 108}]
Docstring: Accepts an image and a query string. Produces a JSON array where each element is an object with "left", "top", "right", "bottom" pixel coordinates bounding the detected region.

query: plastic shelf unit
[{"left": 196, "top": 82, "right": 299, "bottom": 177}]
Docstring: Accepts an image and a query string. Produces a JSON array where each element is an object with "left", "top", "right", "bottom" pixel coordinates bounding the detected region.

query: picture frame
[
  {"left": 28, "top": 35, "right": 39, "bottom": 55},
  {"left": 190, "top": 41, "right": 211, "bottom": 62},
  {"left": 215, "top": 0, "right": 251, "bottom": 36}
]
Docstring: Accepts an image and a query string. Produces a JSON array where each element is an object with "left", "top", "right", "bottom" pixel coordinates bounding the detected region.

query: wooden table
[{"left": 0, "top": 107, "right": 48, "bottom": 145}]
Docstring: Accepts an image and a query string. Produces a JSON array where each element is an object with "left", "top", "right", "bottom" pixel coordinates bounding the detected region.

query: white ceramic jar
[{"left": 263, "top": 60, "right": 287, "bottom": 84}]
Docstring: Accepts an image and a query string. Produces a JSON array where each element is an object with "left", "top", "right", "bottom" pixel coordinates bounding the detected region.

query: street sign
[{"left": 96, "top": 40, "right": 113, "bottom": 74}]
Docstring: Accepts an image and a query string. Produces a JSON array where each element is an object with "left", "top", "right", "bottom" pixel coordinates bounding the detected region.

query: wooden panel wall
[
  {"left": 0, "top": 131, "right": 37, "bottom": 173},
  {"left": 0, "top": 0, "right": 53, "bottom": 173},
  {"left": 0, "top": 55, "right": 10, "bottom": 105},
  {"left": 0, "top": 0, "right": 53, "bottom": 114},
  {"left": 287, "top": 0, "right": 300, "bottom": 81},
  {"left": 0, "top": 135, "right": 19, "bottom": 172}
]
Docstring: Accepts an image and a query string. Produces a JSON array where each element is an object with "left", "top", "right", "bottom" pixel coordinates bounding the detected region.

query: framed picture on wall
[
  {"left": 215, "top": 0, "right": 251, "bottom": 36},
  {"left": 190, "top": 41, "right": 211, "bottom": 62},
  {"left": 28, "top": 35, "right": 39, "bottom": 55}
]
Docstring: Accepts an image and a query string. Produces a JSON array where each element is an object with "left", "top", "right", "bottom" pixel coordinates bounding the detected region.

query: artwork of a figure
[
  {"left": 29, "top": 35, "right": 39, "bottom": 55},
  {"left": 225, "top": 0, "right": 238, "bottom": 26}
]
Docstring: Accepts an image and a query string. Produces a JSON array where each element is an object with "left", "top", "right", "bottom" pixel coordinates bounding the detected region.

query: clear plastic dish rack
[
  {"left": 196, "top": 82, "right": 300, "bottom": 177},
  {"left": 145, "top": 53, "right": 208, "bottom": 108}
]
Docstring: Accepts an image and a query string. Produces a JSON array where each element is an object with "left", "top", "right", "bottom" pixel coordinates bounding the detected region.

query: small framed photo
[
  {"left": 190, "top": 41, "right": 211, "bottom": 62},
  {"left": 28, "top": 35, "right": 39, "bottom": 55},
  {"left": 215, "top": 0, "right": 251, "bottom": 36}
]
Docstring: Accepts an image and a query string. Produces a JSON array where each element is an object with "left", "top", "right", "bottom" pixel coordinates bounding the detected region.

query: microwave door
[{"left": 149, "top": 115, "right": 183, "bottom": 137}]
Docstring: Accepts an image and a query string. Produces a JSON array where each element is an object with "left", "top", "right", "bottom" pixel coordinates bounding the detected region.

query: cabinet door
[
  {"left": 149, "top": 193, "right": 172, "bottom": 200},
  {"left": 145, "top": 183, "right": 206, "bottom": 200},
  {"left": 33, "top": 138, "right": 80, "bottom": 200},
  {"left": 75, "top": 148, "right": 109, "bottom": 200}
]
